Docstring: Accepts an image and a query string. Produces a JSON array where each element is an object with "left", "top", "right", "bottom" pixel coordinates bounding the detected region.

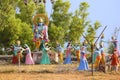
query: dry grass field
[{"left": 0, "top": 63, "right": 120, "bottom": 80}]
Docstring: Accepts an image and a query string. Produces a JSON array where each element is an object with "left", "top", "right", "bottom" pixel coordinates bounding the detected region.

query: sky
[{"left": 45, "top": 0, "right": 120, "bottom": 45}]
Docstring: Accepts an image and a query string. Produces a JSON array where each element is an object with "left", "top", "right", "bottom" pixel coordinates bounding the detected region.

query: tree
[
  {"left": 67, "top": 2, "right": 90, "bottom": 44},
  {"left": 52, "top": 0, "right": 71, "bottom": 28},
  {"left": 49, "top": 0, "right": 71, "bottom": 47},
  {"left": 16, "top": 0, "right": 37, "bottom": 24},
  {"left": 0, "top": 0, "right": 22, "bottom": 46},
  {"left": 0, "top": 0, "right": 34, "bottom": 50},
  {"left": 36, "top": 3, "right": 46, "bottom": 14},
  {"left": 66, "top": 2, "right": 101, "bottom": 55},
  {"left": 48, "top": 23, "right": 64, "bottom": 47},
  {"left": 85, "top": 21, "right": 101, "bottom": 43},
  {"left": 71, "top": 2, "right": 101, "bottom": 44},
  {"left": 68, "top": 10, "right": 84, "bottom": 43},
  {"left": 19, "top": 22, "right": 34, "bottom": 49}
]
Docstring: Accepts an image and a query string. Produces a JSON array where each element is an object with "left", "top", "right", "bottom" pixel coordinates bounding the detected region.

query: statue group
[{"left": 32, "top": 14, "right": 50, "bottom": 64}]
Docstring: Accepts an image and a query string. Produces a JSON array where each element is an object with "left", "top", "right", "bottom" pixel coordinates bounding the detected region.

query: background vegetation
[{"left": 0, "top": 0, "right": 101, "bottom": 54}]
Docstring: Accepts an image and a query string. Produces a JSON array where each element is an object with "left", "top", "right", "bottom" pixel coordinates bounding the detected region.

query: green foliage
[
  {"left": 49, "top": 0, "right": 71, "bottom": 47},
  {"left": 52, "top": 0, "right": 71, "bottom": 30},
  {"left": 36, "top": 3, "right": 46, "bottom": 14},
  {"left": 0, "top": 18, "right": 22, "bottom": 45},
  {"left": 0, "top": 0, "right": 17, "bottom": 31},
  {"left": 68, "top": 2, "right": 90, "bottom": 44},
  {"left": 85, "top": 21, "right": 101, "bottom": 44},
  {"left": 52, "top": 0, "right": 71, "bottom": 29},
  {"left": 0, "top": 0, "right": 102, "bottom": 52},
  {"left": 68, "top": 9, "right": 85, "bottom": 43},
  {"left": 0, "top": 0, "right": 34, "bottom": 50},
  {"left": 16, "top": 0, "right": 37, "bottom": 24},
  {"left": 67, "top": 2, "right": 101, "bottom": 52},
  {"left": 78, "top": 2, "right": 101, "bottom": 45},
  {"left": 48, "top": 23, "right": 64, "bottom": 47},
  {"left": 0, "top": 0, "right": 21, "bottom": 46},
  {"left": 19, "top": 22, "right": 34, "bottom": 49},
  {"left": 79, "top": 2, "right": 90, "bottom": 27}
]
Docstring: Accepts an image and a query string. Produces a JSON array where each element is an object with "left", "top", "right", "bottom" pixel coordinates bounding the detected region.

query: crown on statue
[{"left": 32, "top": 14, "right": 49, "bottom": 26}]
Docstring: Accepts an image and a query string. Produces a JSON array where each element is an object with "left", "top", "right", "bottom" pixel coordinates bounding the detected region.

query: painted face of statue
[
  {"left": 16, "top": 40, "right": 21, "bottom": 45},
  {"left": 37, "top": 18, "right": 44, "bottom": 33},
  {"left": 39, "top": 18, "right": 43, "bottom": 23}
]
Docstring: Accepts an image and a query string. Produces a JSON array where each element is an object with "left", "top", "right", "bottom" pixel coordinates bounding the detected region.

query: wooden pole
[
  {"left": 18, "top": 52, "right": 20, "bottom": 72},
  {"left": 94, "top": 26, "right": 107, "bottom": 45},
  {"left": 81, "top": 34, "right": 91, "bottom": 45},
  {"left": 91, "top": 43, "right": 94, "bottom": 76}
]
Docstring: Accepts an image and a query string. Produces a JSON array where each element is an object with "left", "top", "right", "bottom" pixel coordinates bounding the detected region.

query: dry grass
[{"left": 0, "top": 64, "right": 120, "bottom": 80}]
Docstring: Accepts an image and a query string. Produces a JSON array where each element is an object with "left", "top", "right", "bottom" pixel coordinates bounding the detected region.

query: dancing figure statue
[
  {"left": 111, "top": 36, "right": 120, "bottom": 56},
  {"left": 56, "top": 44, "right": 63, "bottom": 63},
  {"left": 74, "top": 43, "right": 80, "bottom": 62},
  {"left": 12, "top": 40, "right": 23, "bottom": 64}
]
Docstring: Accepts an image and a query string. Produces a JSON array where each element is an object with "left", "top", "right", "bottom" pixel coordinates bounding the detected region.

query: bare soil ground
[{"left": 0, "top": 63, "right": 120, "bottom": 80}]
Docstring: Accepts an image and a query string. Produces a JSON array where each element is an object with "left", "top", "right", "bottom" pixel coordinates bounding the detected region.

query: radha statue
[
  {"left": 64, "top": 42, "right": 72, "bottom": 64},
  {"left": 24, "top": 44, "right": 34, "bottom": 65},
  {"left": 111, "top": 36, "right": 120, "bottom": 56},
  {"left": 40, "top": 40, "right": 50, "bottom": 64},
  {"left": 78, "top": 42, "right": 89, "bottom": 71}
]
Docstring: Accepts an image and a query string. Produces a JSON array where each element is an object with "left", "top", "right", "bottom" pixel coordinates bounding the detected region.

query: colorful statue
[
  {"left": 11, "top": 45, "right": 18, "bottom": 64},
  {"left": 93, "top": 46, "right": 100, "bottom": 64},
  {"left": 99, "top": 34, "right": 105, "bottom": 47},
  {"left": 94, "top": 49, "right": 102, "bottom": 70},
  {"left": 56, "top": 44, "right": 63, "bottom": 63},
  {"left": 99, "top": 45, "right": 106, "bottom": 71},
  {"left": 111, "top": 36, "right": 118, "bottom": 49},
  {"left": 99, "top": 34, "right": 106, "bottom": 71},
  {"left": 64, "top": 42, "right": 72, "bottom": 64},
  {"left": 32, "top": 14, "right": 49, "bottom": 51},
  {"left": 110, "top": 49, "right": 119, "bottom": 71},
  {"left": 40, "top": 40, "right": 50, "bottom": 64},
  {"left": 111, "top": 36, "right": 120, "bottom": 56},
  {"left": 32, "top": 14, "right": 50, "bottom": 64},
  {"left": 74, "top": 43, "right": 80, "bottom": 62},
  {"left": 24, "top": 44, "right": 34, "bottom": 65},
  {"left": 12, "top": 40, "right": 23, "bottom": 64},
  {"left": 78, "top": 42, "right": 89, "bottom": 70}
]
